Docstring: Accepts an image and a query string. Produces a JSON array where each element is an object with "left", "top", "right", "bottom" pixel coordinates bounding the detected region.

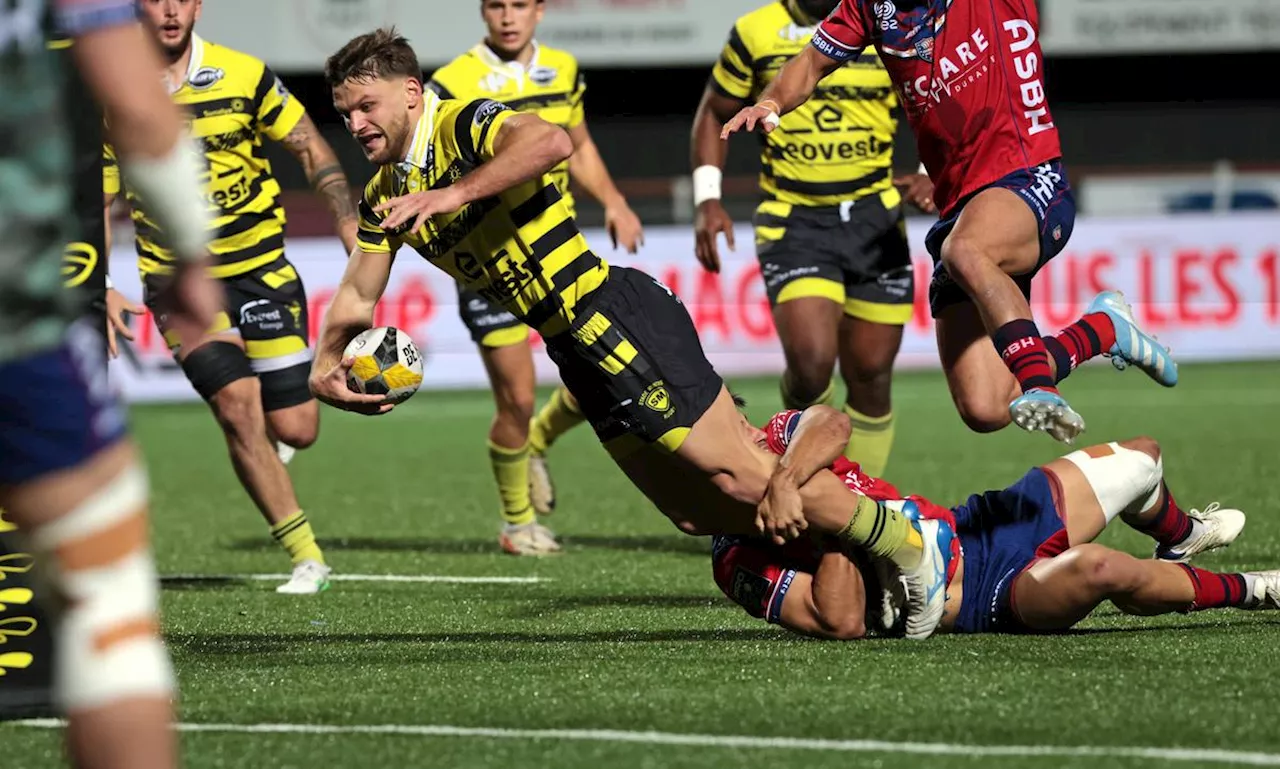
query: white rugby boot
[
  {"left": 528, "top": 451, "right": 557, "bottom": 516},
  {"left": 1009, "top": 388, "right": 1086, "bottom": 445},
  {"left": 499, "top": 521, "right": 562, "bottom": 556},
  {"left": 276, "top": 559, "right": 331, "bottom": 595},
  {"left": 1243, "top": 571, "right": 1280, "bottom": 610},
  {"left": 900, "top": 509, "right": 956, "bottom": 641},
  {"left": 1154, "top": 503, "right": 1246, "bottom": 563},
  {"left": 276, "top": 440, "right": 296, "bottom": 466}
]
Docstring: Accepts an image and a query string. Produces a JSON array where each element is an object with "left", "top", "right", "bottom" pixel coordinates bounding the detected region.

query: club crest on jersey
[
  {"left": 478, "top": 72, "right": 509, "bottom": 93},
  {"left": 778, "top": 22, "right": 815, "bottom": 43},
  {"left": 640, "top": 381, "right": 675, "bottom": 417},
  {"left": 189, "top": 66, "right": 224, "bottom": 90},
  {"left": 915, "top": 35, "right": 935, "bottom": 62},
  {"left": 473, "top": 99, "right": 508, "bottom": 126},
  {"left": 273, "top": 77, "right": 291, "bottom": 105},
  {"left": 529, "top": 65, "right": 558, "bottom": 86},
  {"left": 873, "top": 1, "right": 899, "bottom": 30}
]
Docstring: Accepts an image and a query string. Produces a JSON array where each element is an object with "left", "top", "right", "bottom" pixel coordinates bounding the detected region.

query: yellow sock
[
  {"left": 780, "top": 376, "right": 834, "bottom": 410},
  {"left": 489, "top": 439, "right": 536, "bottom": 526},
  {"left": 0, "top": 509, "right": 14, "bottom": 534},
  {"left": 270, "top": 510, "right": 325, "bottom": 566},
  {"left": 839, "top": 495, "right": 923, "bottom": 569},
  {"left": 842, "top": 406, "right": 895, "bottom": 478},
  {"left": 528, "top": 386, "right": 586, "bottom": 454}
]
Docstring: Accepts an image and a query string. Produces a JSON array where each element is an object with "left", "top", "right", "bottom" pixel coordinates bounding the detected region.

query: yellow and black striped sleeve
[
  {"left": 356, "top": 175, "right": 400, "bottom": 255},
  {"left": 441, "top": 99, "right": 518, "bottom": 165},
  {"left": 566, "top": 68, "right": 586, "bottom": 130},
  {"left": 425, "top": 73, "right": 456, "bottom": 100},
  {"left": 709, "top": 22, "right": 755, "bottom": 101},
  {"left": 102, "top": 142, "right": 119, "bottom": 197},
  {"left": 253, "top": 64, "right": 305, "bottom": 142}
]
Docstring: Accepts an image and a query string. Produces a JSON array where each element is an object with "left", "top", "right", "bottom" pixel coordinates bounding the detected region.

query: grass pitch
[{"left": 6, "top": 362, "right": 1280, "bottom": 768}]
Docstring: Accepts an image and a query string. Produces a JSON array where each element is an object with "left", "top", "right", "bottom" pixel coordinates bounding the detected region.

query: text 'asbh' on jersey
[
  {"left": 427, "top": 42, "right": 585, "bottom": 216},
  {"left": 711, "top": 1, "right": 900, "bottom": 211},
  {"left": 356, "top": 94, "right": 605, "bottom": 338},
  {"left": 103, "top": 35, "right": 303, "bottom": 279}
]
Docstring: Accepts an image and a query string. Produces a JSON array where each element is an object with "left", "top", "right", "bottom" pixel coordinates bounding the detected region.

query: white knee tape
[
  {"left": 30, "top": 464, "right": 175, "bottom": 710},
  {"left": 1062, "top": 443, "right": 1161, "bottom": 523}
]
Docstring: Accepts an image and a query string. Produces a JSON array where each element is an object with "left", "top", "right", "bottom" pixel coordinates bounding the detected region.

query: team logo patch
[
  {"left": 273, "top": 77, "right": 291, "bottom": 105},
  {"left": 473, "top": 99, "right": 508, "bottom": 126},
  {"left": 1052, "top": 225, "right": 1063, "bottom": 242},
  {"left": 189, "top": 66, "right": 225, "bottom": 90},
  {"left": 640, "top": 381, "right": 674, "bottom": 417},
  {"left": 914, "top": 35, "right": 934, "bottom": 62},
  {"left": 730, "top": 567, "right": 772, "bottom": 613},
  {"left": 529, "top": 65, "right": 558, "bottom": 86}
]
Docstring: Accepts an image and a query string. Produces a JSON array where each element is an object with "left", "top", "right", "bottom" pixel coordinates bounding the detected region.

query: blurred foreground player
[
  {"left": 723, "top": 0, "right": 1178, "bottom": 444},
  {"left": 714, "top": 407, "right": 1263, "bottom": 639},
  {"left": 103, "top": 0, "right": 363, "bottom": 594},
  {"left": 313, "top": 28, "right": 953, "bottom": 638},
  {"left": 428, "top": 0, "right": 645, "bottom": 553},
  {"left": 693, "top": 0, "right": 929, "bottom": 477},
  {"left": 0, "top": 1, "right": 217, "bottom": 766}
]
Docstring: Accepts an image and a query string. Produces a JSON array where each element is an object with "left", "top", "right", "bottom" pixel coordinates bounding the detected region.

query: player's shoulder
[
  {"left": 428, "top": 48, "right": 486, "bottom": 95},
  {"left": 733, "top": 2, "right": 795, "bottom": 48},
  {"left": 533, "top": 43, "right": 580, "bottom": 74},
  {"left": 198, "top": 38, "right": 268, "bottom": 80}
]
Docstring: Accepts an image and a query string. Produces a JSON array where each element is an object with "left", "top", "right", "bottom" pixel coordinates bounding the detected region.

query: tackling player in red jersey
[
  {"left": 721, "top": 0, "right": 1179, "bottom": 445},
  {"left": 713, "top": 406, "right": 1277, "bottom": 639}
]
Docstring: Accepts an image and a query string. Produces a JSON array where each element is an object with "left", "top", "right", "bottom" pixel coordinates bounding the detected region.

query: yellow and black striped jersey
[
  {"left": 103, "top": 35, "right": 304, "bottom": 278},
  {"left": 357, "top": 94, "right": 607, "bottom": 339},
  {"left": 711, "top": 0, "right": 899, "bottom": 211},
  {"left": 426, "top": 42, "right": 585, "bottom": 216}
]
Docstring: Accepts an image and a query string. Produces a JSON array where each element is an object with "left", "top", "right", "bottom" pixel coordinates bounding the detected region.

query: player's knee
[
  {"left": 1070, "top": 544, "right": 1139, "bottom": 595},
  {"left": 1119, "top": 435, "right": 1161, "bottom": 463},
  {"left": 939, "top": 235, "right": 989, "bottom": 289},
  {"left": 270, "top": 408, "right": 319, "bottom": 450},
  {"left": 210, "top": 378, "right": 266, "bottom": 444},
  {"left": 27, "top": 462, "right": 174, "bottom": 710},
  {"left": 953, "top": 392, "right": 1011, "bottom": 433}
]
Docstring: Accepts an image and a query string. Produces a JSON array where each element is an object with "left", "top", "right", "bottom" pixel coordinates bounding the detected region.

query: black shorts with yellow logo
[
  {"left": 544, "top": 266, "right": 722, "bottom": 458},
  {"left": 754, "top": 194, "right": 914, "bottom": 325},
  {"left": 457, "top": 284, "right": 530, "bottom": 348},
  {"left": 144, "top": 256, "right": 312, "bottom": 411}
]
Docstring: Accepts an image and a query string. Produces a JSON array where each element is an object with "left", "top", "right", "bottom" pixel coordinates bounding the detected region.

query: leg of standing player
[
  {"left": 163, "top": 303, "right": 329, "bottom": 594},
  {"left": 461, "top": 286, "right": 561, "bottom": 555},
  {"left": 834, "top": 200, "right": 913, "bottom": 478},
  {"left": 0, "top": 326, "right": 176, "bottom": 769},
  {"left": 1008, "top": 437, "right": 1271, "bottom": 630},
  {"left": 527, "top": 385, "right": 586, "bottom": 514}
]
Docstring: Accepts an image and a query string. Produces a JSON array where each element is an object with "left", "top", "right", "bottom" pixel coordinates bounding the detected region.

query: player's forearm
[
  {"left": 453, "top": 118, "right": 573, "bottom": 206},
  {"left": 758, "top": 46, "right": 837, "bottom": 116},
  {"left": 691, "top": 90, "right": 732, "bottom": 170},
  {"left": 314, "top": 285, "right": 374, "bottom": 373},
  {"left": 567, "top": 135, "right": 625, "bottom": 210},
  {"left": 810, "top": 550, "right": 867, "bottom": 639},
  {"left": 775, "top": 406, "right": 854, "bottom": 489},
  {"left": 286, "top": 117, "right": 361, "bottom": 255}
]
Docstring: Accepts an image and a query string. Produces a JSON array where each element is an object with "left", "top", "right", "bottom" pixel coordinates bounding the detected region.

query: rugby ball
[{"left": 343, "top": 326, "right": 424, "bottom": 404}]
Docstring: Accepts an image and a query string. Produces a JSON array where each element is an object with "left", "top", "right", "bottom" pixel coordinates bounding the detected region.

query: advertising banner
[
  {"left": 1041, "top": 0, "right": 1280, "bottom": 55},
  {"left": 106, "top": 213, "right": 1280, "bottom": 403}
]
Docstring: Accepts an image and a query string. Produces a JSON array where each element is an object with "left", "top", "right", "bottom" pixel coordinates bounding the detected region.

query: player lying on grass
[
  {"left": 713, "top": 405, "right": 1275, "bottom": 638},
  {"left": 311, "top": 28, "right": 952, "bottom": 639}
]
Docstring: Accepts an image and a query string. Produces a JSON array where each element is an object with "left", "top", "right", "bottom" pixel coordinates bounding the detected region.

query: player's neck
[
  {"left": 392, "top": 102, "right": 427, "bottom": 164},
  {"left": 162, "top": 44, "right": 194, "bottom": 92},
  {"left": 483, "top": 38, "right": 536, "bottom": 68}
]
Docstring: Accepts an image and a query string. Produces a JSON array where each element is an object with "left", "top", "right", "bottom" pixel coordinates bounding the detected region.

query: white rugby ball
[{"left": 343, "top": 326, "right": 424, "bottom": 404}]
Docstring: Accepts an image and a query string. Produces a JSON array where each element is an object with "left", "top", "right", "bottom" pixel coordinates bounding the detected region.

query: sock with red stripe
[
  {"left": 1130, "top": 483, "right": 1201, "bottom": 547},
  {"left": 1043, "top": 313, "right": 1118, "bottom": 383},
  {"left": 1177, "top": 565, "right": 1259, "bottom": 611},
  {"left": 992, "top": 319, "right": 1057, "bottom": 394}
]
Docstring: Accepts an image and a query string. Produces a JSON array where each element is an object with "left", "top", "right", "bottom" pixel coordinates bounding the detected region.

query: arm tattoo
[{"left": 315, "top": 164, "right": 358, "bottom": 224}]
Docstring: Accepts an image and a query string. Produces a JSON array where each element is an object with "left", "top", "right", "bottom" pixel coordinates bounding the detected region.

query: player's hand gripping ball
[{"left": 343, "top": 327, "right": 424, "bottom": 404}]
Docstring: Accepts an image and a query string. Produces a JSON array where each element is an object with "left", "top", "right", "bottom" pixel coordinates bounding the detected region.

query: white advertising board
[
  {"left": 1041, "top": 0, "right": 1280, "bottom": 55},
  {"left": 107, "top": 213, "right": 1280, "bottom": 403}
]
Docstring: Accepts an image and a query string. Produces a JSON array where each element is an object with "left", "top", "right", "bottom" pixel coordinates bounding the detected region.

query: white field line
[
  {"left": 160, "top": 574, "right": 548, "bottom": 584},
  {"left": 10, "top": 720, "right": 1280, "bottom": 765}
]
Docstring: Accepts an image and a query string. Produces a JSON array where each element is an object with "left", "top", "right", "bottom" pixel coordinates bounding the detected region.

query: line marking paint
[{"left": 160, "top": 574, "right": 548, "bottom": 585}]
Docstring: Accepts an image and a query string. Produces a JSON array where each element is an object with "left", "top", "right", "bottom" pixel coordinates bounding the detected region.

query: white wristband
[
  {"left": 692, "top": 165, "right": 723, "bottom": 207},
  {"left": 105, "top": 274, "right": 114, "bottom": 290},
  {"left": 122, "top": 138, "right": 210, "bottom": 262}
]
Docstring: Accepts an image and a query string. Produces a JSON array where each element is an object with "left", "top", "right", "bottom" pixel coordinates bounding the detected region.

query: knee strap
[
  {"left": 1061, "top": 443, "right": 1162, "bottom": 523},
  {"left": 28, "top": 464, "right": 174, "bottom": 710},
  {"left": 181, "top": 341, "right": 254, "bottom": 401}
]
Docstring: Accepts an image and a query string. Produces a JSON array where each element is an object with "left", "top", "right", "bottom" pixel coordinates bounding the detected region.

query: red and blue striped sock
[
  {"left": 1133, "top": 484, "right": 1196, "bottom": 547},
  {"left": 1177, "top": 565, "right": 1257, "bottom": 610},
  {"left": 992, "top": 319, "right": 1057, "bottom": 394},
  {"left": 1043, "top": 313, "right": 1117, "bottom": 383}
]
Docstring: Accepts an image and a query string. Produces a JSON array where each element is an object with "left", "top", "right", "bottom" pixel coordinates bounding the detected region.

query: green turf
[{"left": 5, "top": 361, "right": 1280, "bottom": 768}]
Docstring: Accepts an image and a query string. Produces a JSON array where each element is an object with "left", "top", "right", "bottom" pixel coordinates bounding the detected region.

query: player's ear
[
  {"left": 193, "top": 0, "right": 203, "bottom": 22},
  {"left": 534, "top": 0, "right": 545, "bottom": 24},
  {"left": 404, "top": 76, "right": 423, "bottom": 108}
]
